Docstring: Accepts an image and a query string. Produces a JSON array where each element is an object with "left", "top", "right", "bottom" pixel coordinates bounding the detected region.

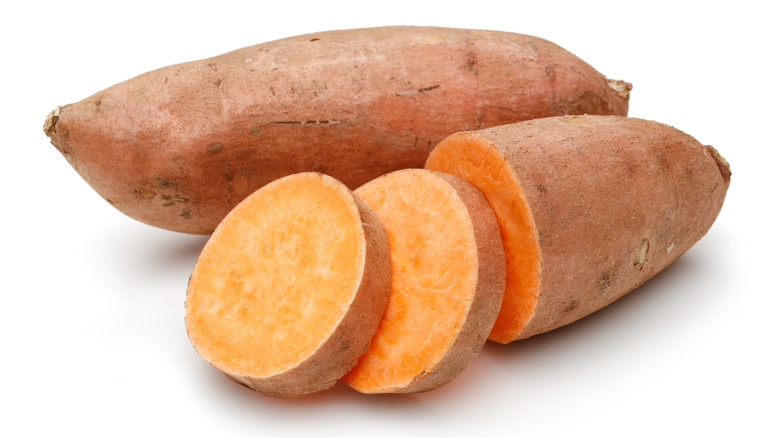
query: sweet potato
[
  {"left": 342, "top": 169, "right": 505, "bottom": 393},
  {"left": 425, "top": 115, "right": 731, "bottom": 343},
  {"left": 43, "top": 26, "right": 631, "bottom": 234},
  {"left": 184, "top": 172, "right": 391, "bottom": 397}
]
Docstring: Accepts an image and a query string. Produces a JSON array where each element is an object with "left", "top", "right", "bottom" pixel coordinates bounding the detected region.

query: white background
[{"left": 3, "top": 1, "right": 777, "bottom": 436}]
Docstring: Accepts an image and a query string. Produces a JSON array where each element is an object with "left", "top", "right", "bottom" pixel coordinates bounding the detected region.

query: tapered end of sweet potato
[
  {"left": 704, "top": 144, "right": 732, "bottom": 186},
  {"left": 43, "top": 106, "right": 73, "bottom": 159},
  {"left": 43, "top": 106, "right": 62, "bottom": 141},
  {"left": 607, "top": 78, "right": 632, "bottom": 101}
]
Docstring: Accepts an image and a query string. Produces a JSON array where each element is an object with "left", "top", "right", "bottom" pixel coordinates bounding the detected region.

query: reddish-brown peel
[
  {"left": 425, "top": 115, "right": 730, "bottom": 342},
  {"left": 44, "top": 26, "right": 630, "bottom": 234}
]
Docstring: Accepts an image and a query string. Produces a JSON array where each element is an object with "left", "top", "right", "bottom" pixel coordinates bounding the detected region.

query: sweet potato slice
[
  {"left": 185, "top": 172, "right": 391, "bottom": 397},
  {"left": 425, "top": 115, "right": 730, "bottom": 343},
  {"left": 342, "top": 169, "right": 505, "bottom": 393}
]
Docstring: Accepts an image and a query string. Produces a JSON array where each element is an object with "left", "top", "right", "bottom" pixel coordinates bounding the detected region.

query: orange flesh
[
  {"left": 425, "top": 134, "right": 541, "bottom": 343},
  {"left": 343, "top": 170, "right": 479, "bottom": 392},
  {"left": 185, "top": 173, "right": 365, "bottom": 377}
]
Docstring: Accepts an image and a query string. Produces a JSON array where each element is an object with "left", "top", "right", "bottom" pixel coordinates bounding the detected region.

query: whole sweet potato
[
  {"left": 425, "top": 115, "right": 730, "bottom": 343},
  {"left": 44, "top": 26, "right": 631, "bottom": 234}
]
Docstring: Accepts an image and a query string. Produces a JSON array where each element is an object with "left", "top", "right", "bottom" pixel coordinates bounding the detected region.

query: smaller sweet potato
[
  {"left": 184, "top": 172, "right": 391, "bottom": 397},
  {"left": 425, "top": 115, "right": 730, "bottom": 343},
  {"left": 342, "top": 169, "right": 505, "bottom": 393}
]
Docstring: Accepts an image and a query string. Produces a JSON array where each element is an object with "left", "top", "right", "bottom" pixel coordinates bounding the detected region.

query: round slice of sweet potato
[
  {"left": 185, "top": 172, "right": 391, "bottom": 397},
  {"left": 343, "top": 169, "right": 505, "bottom": 393}
]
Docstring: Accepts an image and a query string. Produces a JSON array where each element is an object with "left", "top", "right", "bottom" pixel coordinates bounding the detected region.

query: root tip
[
  {"left": 43, "top": 106, "right": 62, "bottom": 139},
  {"left": 606, "top": 79, "right": 632, "bottom": 100},
  {"left": 704, "top": 145, "right": 731, "bottom": 187}
]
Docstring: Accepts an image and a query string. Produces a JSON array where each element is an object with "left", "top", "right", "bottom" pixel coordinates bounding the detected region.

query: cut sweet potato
[
  {"left": 342, "top": 169, "right": 505, "bottom": 393},
  {"left": 184, "top": 172, "right": 391, "bottom": 397},
  {"left": 425, "top": 115, "right": 730, "bottom": 343}
]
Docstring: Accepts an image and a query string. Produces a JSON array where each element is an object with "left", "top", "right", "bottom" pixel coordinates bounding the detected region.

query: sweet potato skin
[
  {"left": 44, "top": 26, "right": 631, "bottom": 234},
  {"left": 426, "top": 116, "right": 730, "bottom": 341}
]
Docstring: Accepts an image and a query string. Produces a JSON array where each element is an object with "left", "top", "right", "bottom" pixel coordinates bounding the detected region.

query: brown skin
[
  {"left": 44, "top": 26, "right": 631, "bottom": 234},
  {"left": 185, "top": 173, "right": 391, "bottom": 397},
  {"left": 425, "top": 116, "right": 730, "bottom": 342}
]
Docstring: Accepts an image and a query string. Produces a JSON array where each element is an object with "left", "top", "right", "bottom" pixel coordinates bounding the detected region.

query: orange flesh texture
[
  {"left": 343, "top": 170, "right": 480, "bottom": 392},
  {"left": 185, "top": 173, "right": 365, "bottom": 378},
  {"left": 425, "top": 133, "right": 540, "bottom": 344}
]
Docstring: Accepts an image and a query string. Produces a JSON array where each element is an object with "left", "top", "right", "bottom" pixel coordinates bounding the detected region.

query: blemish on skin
[
  {"left": 310, "top": 38, "right": 320, "bottom": 42},
  {"left": 244, "top": 57, "right": 253, "bottom": 64},
  {"left": 208, "top": 143, "right": 223, "bottom": 154},
  {"left": 666, "top": 242, "right": 675, "bottom": 254},
  {"left": 396, "top": 85, "right": 440, "bottom": 96},
  {"left": 156, "top": 177, "right": 179, "bottom": 189},
  {"left": 162, "top": 194, "right": 190, "bottom": 207},
  {"left": 180, "top": 208, "right": 192, "bottom": 219},
  {"left": 563, "top": 299, "right": 579, "bottom": 312},
  {"left": 133, "top": 183, "right": 157, "bottom": 200},
  {"left": 270, "top": 120, "right": 344, "bottom": 125},
  {"left": 633, "top": 238, "right": 650, "bottom": 267},
  {"left": 465, "top": 54, "right": 478, "bottom": 74},
  {"left": 162, "top": 195, "right": 189, "bottom": 204},
  {"left": 291, "top": 83, "right": 305, "bottom": 95},
  {"left": 545, "top": 65, "right": 556, "bottom": 82},
  {"left": 598, "top": 272, "right": 611, "bottom": 294}
]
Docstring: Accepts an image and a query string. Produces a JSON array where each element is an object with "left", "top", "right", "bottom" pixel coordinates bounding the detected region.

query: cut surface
[
  {"left": 343, "top": 169, "right": 504, "bottom": 392},
  {"left": 185, "top": 172, "right": 390, "bottom": 396},
  {"left": 425, "top": 133, "right": 541, "bottom": 344}
]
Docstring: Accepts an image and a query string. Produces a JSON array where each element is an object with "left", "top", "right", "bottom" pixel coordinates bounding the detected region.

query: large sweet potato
[
  {"left": 425, "top": 115, "right": 730, "bottom": 343},
  {"left": 44, "top": 26, "right": 630, "bottom": 234}
]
